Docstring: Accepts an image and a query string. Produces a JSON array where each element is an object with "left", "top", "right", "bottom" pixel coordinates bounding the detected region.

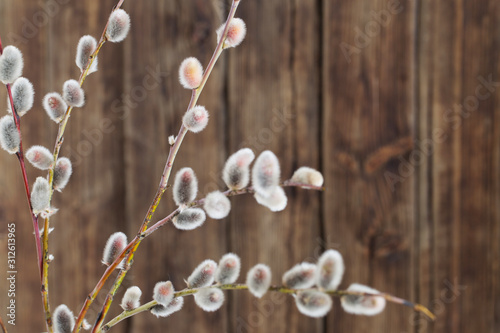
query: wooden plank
[
  {"left": 226, "top": 0, "right": 322, "bottom": 332},
  {"left": 322, "top": 0, "right": 416, "bottom": 331}
]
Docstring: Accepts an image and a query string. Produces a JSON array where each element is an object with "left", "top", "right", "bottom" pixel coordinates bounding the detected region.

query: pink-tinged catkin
[
  {"left": 182, "top": 105, "right": 209, "bottom": 133},
  {"left": 43, "top": 92, "right": 68, "bottom": 123},
  {"left": 216, "top": 18, "right": 246, "bottom": 49},
  {"left": 106, "top": 9, "right": 131, "bottom": 43},
  {"left": 53, "top": 157, "right": 73, "bottom": 192},
  {"left": 315, "top": 249, "right": 344, "bottom": 291},
  {"left": 222, "top": 148, "right": 255, "bottom": 190},
  {"left": 254, "top": 186, "right": 287, "bottom": 212},
  {"left": 150, "top": 297, "right": 184, "bottom": 318},
  {"left": 178, "top": 57, "right": 203, "bottom": 90},
  {"left": 153, "top": 281, "right": 175, "bottom": 307},
  {"left": 102, "top": 232, "right": 127, "bottom": 269},
  {"left": 187, "top": 259, "right": 217, "bottom": 288},
  {"left": 173, "top": 208, "right": 206, "bottom": 231},
  {"left": 121, "top": 286, "right": 142, "bottom": 311},
  {"left": 203, "top": 190, "right": 231, "bottom": 219},
  {"left": 8, "top": 77, "right": 34, "bottom": 116},
  {"left": 282, "top": 262, "right": 317, "bottom": 289},
  {"left": 53, "top": 304, "right": 75, "bottom": 333},
  {"left": 173, "top": 167, "right": 198, "bottom": 206},
  {"left": 291, "top": 166, "right": 324, "bottom": 187},
  {"left": 25, "top": 145, "right": 53, "bottom": 170},
  {"left": 194, "top": 288, "right": 225, "bottom": 312},
  {"left": 76, "top": 35, "right": 98, "bottom": 74},
  {"left": 62, "top": 79, "right": 85, "bottom": 107},
  {"left": 340, "top": 283, "right": 386, "bottom": 316},
  {"left": 295, "top": 290, "right": 332, "bottom": 318},
  {"left": 0, "top": 115, "right": 20, "bottom": 154},
  {"left": 252, "top": 150, "right": 281, "bottom": 198},
  {"left": 246, "top": 264, "right": 271, "bottom": 298},
  {"left": 31, "top": 177, "right": 50, "bottom": 214},
  {"left": 215, "top": 253, "right": 241, "bottom": 284},
  {"left": 0, "top": 46, "right": 23, "bottom": 84}
]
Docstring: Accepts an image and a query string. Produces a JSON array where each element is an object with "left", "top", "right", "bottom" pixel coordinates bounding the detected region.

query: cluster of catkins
[{"left": 0, "top": 9, "right": 130, "bottom": 224}]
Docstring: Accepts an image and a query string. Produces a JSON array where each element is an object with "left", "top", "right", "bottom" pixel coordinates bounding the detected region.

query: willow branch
[{"left": 101, "top": 284, "right": 435, "bottom": 331}]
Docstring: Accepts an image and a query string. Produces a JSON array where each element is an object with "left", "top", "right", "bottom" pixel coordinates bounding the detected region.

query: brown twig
[
  {"left": 0, "top": 314, "right": 8, "bottom": 333},
  {"left": 86, "top": 2, "right": 244, "bottom": 332},
  {"left": 101, "top": 284, "right": 435, "bottom": 331}
]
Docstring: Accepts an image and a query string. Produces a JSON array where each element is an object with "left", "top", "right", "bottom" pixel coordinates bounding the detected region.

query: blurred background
[{"left": 0, "top": 0, "right": 499, "bottom": 332}]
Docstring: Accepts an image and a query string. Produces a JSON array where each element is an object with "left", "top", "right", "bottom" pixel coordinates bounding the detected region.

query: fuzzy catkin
[
  {"left": 0, "top": 115, "right": 20, "bottom": 154},
  {"left": 150, "top": 297, "right": 184, "bottom": 318},
  {"left": 315, "top": 249, "right": 344, "bottom": 291},
  {"left": 291, "top": 166, "right": 324, "bottom": 187},
  {"left": 102, "top": 232, "right": 127, "bottom": 269},
  {"left": 215, "top": 253, "right": 241, "bottom": 284},
  {"left": 43, "top": 92, "right": 68, "bottom": 123},
  {"left": 252, "top": 150, "right": 281, "bottom": 198},
  {"left": 106, "top": 9, "right": 131, "bottom": 43},
  {"left": 25, "top": 145, "right": 53, "bottom": 170},
  {"left": 31, "top": 177, "right": 50, "bottom": 214},
  {"left": 187, "top": 259, "right": 217, "bottom": 288},
  {"left": 53, "top": 304, "right": 75, "bottom": 333},
  {"left": 282, "top": 262, "right": 317, "bottom": 289},
  {"left": 0, "top": 46, "right": 23, "bottom": 84},
  {"left": 182, "top": 106, "right": 209, "bottom": 133},
  {"left": 8, "top": 77, "right": 34, "bottom": 116},
  {"left": 76, "top": 35, "right": 98, "bottom": 74},
  {"left": 194, "top": 288, "right": 225, "bottom": 312},
  {"left": 153, "top": 281, "right": 174, "bottom": 307},
  {"left": 254, "top": 186, "right": 287, "bottom": 212},
  {"left": 62, "top": 79, "right": 85, "bottom": 107},
  {"left": 173, "top": 208, "right": 206, "bottom": 230},
  {"left": 203, "top": 191, "right": 231, "bottom": 219},
  {"left": 340, "top": 283, "right": 386, "bottom": 316},
  {"left": 216, "top": 18, "right": 247, "bottom": 48},
  {"left": 173, "top": 167, "right": 198, "bottom": 206},
  {"left": 179, "top": 57, "right": 203, "bottom": 90},
  {"left": 246, "top": 264, "right": 271, "bottom": 298},
  {"left": 53, "top": 157, "right": 73, "bottom": 192},
  {"left": 121, "top": 286, "right": 142, "bottom": 311},
  {"left": 295, "top": 290, "right": 332, "bottom": 318},
  {"left": 222, "top": 148, "right": 255, "bottom": 190}
]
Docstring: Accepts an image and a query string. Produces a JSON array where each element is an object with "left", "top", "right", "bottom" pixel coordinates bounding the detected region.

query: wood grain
[{"left": 0, "top": 0, "right": 498, "bottom": 332}]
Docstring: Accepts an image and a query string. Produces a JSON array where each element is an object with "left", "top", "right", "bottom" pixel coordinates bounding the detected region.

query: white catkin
[
  {"left": 215, "top": 253, "right": 241, "bottom": 284},
  {"left": 282, "top": 262, "right": 317, "bottom": 289},
  {"left": 203, "top": 191, "right": 231, "bottom": 219},
  {"left": 194, "top": 288, "right": 225, "bottom": 312},
  {"left": 182, "top": 105, "right": 209, "bottom": 133},
  {"left": 43, "top": 92, "right": 68, "bottom": 123},
  {"left": 153, "top": 281, "right": 174, "bottom": 307},
  {"left": 62, "top": 79, "right": 85, "bottom": 107},
  {"left": 31, "top": 177, "right": 50, "bottom": 214},
  {"left": 0, "top": 45, "right": 23, "bottom": 84},
  {"left": 340, "top": 283, "right": 386, "bottom": 316},
  {"left": 187, "top": 259, "right": 217, "bottom": 288},
  {"left": 8, "top": 77, "right": 34, "bottom": 116},
  {"left": 53, "top": 157, "right": 73, "bottom": 192},
  {"left": 222, "top": 148, "right": 255, "bottom": 190},
  {"left": 315, "top": 249, "right": 344, "bottom": 291},
  {"left": 0, "top": 115, "right": 20, "bottom": 154},
  {"left": 295, "top": 290, "right": 332, "bottom": 318},
  {"left": 53, "top": 304, "right": 75, "bottom": 333},
  {"left": 178, "top": 57, "right": 203, "bottom": 90},
  {"left": 291, "top": 166, "right": 324, "bottom": 187},
  {"left": 106, "top": 9, "right": 131, "bottom": 43},
  {"left": 252, "top": 150, "right": 281, "bottom": 198},
  {"left": 76, "top": 35, "right": 98, "bottom": 74},
  {"left": 102, "top": 232, "right": 127, "bottom": 269},
  {"left": 173, "top": 167, "right": 198, "bottom": 206},
  {"left": 150, "top": 297, "right": 184, "bottom": 318},
  {"left": 121, "top": 286, "right": 142, "bottom": 311},
  {"left": 254, "top": 186, "right": 287, "bottom": 212},
  {"left": 172, "top": 208, "right": 206, "bottom": 230},
  {"left": 25, "top": 145, "right": 53, "bottom": 170},
  {"left": 246, "top": 264, "right": 272, "bottom": 298},
  {"left": 216, "top": 18, "right": 247, "bottom": 48}
]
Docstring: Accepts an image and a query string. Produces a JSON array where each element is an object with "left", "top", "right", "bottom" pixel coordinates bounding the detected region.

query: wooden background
[{"left": 0, "top": 0, "right": 498, "bottom": 332}]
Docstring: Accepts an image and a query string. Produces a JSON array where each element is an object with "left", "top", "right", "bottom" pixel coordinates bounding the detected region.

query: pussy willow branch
[
  {"left": 101, "top": 284, "right": 435, "bottom": 332},
  {"left": 0, "top": 36, "right": 42, "bottom": 273},
  {"left": 87, "top": 2, "right": 243, "bottom": 331},
  {"left": 0, "top": 314, "right": 7, "bottom": 333}
]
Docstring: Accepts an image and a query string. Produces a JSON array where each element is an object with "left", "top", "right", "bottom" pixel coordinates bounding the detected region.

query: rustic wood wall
[{"left": 0, "top": 0, "right": 498, "bottom": 332}]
